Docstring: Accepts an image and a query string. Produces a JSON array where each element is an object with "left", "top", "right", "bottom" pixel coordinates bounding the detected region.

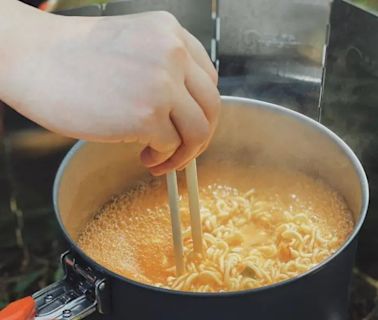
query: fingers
[
  {"left": 138, "top": 24, "right": 220, "bottom": 176},
  {"left": 145, "top": 58, "right": 220, "bottom": 176},
  {"left": 140, "top": 115, "right": 181, "bottom": 168},
  {"left": 182, "top": 28, "right": 218, "bottom": 85},
  {"left": 185, "top": 58, "right": 221, "bottom": 139},
  {"left": 149, "top": 90, "right": 210, "bottom": 176},
  {"left": 174, "top": 59, "right": 220, "bottom": 171}
]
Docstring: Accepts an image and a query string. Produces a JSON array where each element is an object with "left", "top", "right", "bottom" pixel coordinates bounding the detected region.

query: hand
[{"left": 0, "top": 3, "right": 220, "bottom": 176}]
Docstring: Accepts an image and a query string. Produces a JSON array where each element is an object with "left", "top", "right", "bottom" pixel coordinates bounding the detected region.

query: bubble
[{"left": 77, "top": 164, "right": 354, "bottom": 292}]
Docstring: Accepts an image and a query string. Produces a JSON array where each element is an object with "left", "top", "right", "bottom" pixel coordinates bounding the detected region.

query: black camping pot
[{"left": 31, "top": 96, "right": 368, "bottom": 320}]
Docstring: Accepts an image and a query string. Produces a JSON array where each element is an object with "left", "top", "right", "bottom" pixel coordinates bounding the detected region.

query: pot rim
[{"left": 53, "top": 96, "right": 369, "bottom": 297}]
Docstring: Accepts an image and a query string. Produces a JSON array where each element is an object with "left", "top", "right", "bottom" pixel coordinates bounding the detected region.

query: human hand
[{"left": 0, "top": 3, "right": 220, "bottom": 175}]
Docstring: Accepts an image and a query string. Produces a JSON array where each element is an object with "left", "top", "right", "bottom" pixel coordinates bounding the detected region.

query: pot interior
[{"left": 54, "top": 97, "right": 368, "bottom": 261}]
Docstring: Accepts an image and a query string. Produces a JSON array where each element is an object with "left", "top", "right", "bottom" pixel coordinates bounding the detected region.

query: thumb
[{"left": 140, "top": 116, "right": 181, "bottom": 170}]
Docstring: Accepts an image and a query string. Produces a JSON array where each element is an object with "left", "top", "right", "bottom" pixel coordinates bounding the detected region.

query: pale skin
[{"left": 0, "top": 0, "right": 220, "bottom": 176}]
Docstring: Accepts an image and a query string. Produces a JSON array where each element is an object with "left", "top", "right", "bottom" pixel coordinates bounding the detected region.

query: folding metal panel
[
  {"left": 218, "top": 0, "right": 331, "bottom": 118},
  {"left": 321, "top": 0, "right": 378, "bottom": 276},
  {"left": 103, "top": 0, "right": 214, "bottom": 54}
]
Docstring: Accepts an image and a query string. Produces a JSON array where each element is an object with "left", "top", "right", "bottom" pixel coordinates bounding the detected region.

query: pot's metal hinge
[{"left": 33, "top": 251, "right": 111, "bottom": 319}]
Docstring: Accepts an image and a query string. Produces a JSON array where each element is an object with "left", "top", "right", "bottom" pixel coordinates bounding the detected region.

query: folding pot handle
[
  {"left": 1, "top": 252, "right": 110, "bottom": 320},
  {"left": 0, "top": 297, "right": 36, "bottom": 320}
]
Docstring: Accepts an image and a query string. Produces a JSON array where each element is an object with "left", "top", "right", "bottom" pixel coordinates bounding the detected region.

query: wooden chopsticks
[
  {"left": 166, "top": 159, "right": 203, "bottom": 276},
  {"left": 185, "top": 160, "right": 203, "bottom": 254},
  {"left": 166, "top": 170, "right": 185, "bottom": 275}
]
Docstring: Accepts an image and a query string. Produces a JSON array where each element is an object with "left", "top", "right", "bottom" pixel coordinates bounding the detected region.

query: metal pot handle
[
  {"left": 34, "top": 251, "right": 110, "bottom": 319},
  {"left": 0, "top": 251, "right": 111, "bottom": 320}
]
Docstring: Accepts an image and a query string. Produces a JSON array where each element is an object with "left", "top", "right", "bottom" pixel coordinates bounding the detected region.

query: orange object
[
  {"left": 0, "top": 297, "right": 36, "bottom": 320},
  {"left": 38, "top": 2, "right": 49, "bottom": 11}
]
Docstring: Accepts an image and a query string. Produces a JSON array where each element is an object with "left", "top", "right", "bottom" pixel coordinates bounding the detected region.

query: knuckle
[
  {"left": 166, "top": 38, "right": 188, "bottom": 61},
  {"left": 156, "top": 11, "right": 176, "bottom": 21},
  {"left": 157, "top": 35, "right": 187, "bottom": 65},
  {"left": 155, "top": 11, "right": 179, "bottom": 27},
  {"left": 212, "top": 90, "right": 222, "bottom": 113},
  {"left": 212, "top": 69, "right": 219, "bottom": 84},
  {"left": 207, "top": 91, "right": 222, "bottom": 121},
  {"left": 213, "top": 93, "right": 222, "bottom": 113},
  {"left": 210, "top": 89, "right": 221, "bottom": 107}
]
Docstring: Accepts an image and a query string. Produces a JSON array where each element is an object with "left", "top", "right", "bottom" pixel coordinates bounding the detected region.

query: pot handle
[
  {"left": 0, "top": 297, "right": 36, "bottom": 320},
  {"left": 0, "top": 252, "right": 110, "bottom": 320}
]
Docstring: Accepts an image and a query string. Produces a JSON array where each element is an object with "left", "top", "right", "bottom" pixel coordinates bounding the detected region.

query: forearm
[
  {"left": 0, "top": 1, "right": 41, "bottom": 68},
  {"left": 0, "top": 0, "right": 56, "bottom": 112}
]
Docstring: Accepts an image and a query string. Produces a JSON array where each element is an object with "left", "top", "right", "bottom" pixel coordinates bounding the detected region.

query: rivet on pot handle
[{"left": 32, "top": 251, "right": 110, "bottom": 319}]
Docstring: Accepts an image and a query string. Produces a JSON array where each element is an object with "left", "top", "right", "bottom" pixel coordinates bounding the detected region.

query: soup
[{"left": 78, "top": 164, "right": 354, "bottom": 292}]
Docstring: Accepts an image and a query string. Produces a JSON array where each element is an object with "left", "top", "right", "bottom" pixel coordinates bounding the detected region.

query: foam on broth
[{"left": 78, "top": 164, "right": 354, "bottom": 292}]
